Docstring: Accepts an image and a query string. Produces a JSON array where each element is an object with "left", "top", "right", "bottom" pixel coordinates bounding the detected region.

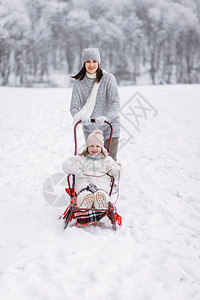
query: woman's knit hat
[
  {"left": 87, "top": 129, "right": 104, "bottom": 148},
  {"left": 82, "top": 48, "right": 101, "bottom": 65}
]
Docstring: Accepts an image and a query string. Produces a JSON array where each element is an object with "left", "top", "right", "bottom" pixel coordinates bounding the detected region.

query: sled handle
[
  {"left": 67, "top": 174, "right": 75, "bottom": 198},
  {"left": 74, "top": 119, "right": 113, "bottom": 156}
]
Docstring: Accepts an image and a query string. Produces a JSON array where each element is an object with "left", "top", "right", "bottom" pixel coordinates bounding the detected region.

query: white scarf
[{"left": 73, "top": 72, "right": 100, "bottom": 125}]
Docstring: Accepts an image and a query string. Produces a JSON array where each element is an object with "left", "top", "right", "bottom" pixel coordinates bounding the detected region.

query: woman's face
[
  {"left": 85, "top": 59, "right": 98, "bottom": 74},
  {"left": 88, "top": 144, "right": 101, "bottom": 156}
]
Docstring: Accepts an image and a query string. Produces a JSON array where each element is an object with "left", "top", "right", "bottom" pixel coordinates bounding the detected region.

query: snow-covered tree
[{"left": 0, "top": 0, "right": 200, "bottom": 86}]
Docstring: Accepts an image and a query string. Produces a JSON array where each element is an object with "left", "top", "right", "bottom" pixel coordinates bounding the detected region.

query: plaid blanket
[{"left": 74, "top": 209, "right": 107, "bottom": 226}]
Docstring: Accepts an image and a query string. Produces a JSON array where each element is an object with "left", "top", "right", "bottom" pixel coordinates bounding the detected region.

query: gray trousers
[{"left": 104, "top": 137, "right": 119, "bottom": 161}]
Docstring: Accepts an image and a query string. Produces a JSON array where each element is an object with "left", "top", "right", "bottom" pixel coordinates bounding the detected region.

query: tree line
[{"left": 0, "top": 0, "right": 200, "bottom": 86}]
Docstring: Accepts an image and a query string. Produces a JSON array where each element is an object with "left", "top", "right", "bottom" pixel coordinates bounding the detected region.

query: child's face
[{"left": 88, "top": 144, "right": 102, "bottom": 156}]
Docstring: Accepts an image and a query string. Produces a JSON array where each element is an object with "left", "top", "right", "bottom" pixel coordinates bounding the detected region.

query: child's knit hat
[
  {"left": 82, "top": 48, "right": 101, "bottom": 65},
  {"left": 87, "top": 129, "right": 104, "bottom": 148}
]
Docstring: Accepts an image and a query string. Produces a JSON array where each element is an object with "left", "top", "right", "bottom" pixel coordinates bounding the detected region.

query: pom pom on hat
[
  {"left": 87, "top": 129, "right": 104, "bottom": 148},
  {"left": 82, "top": 48, "right": 101, "bottom": 65}
]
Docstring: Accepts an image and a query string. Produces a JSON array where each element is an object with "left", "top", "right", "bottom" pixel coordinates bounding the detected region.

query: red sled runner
[{"left": 59, "top": 119, "right": 122, "bottom": 230}]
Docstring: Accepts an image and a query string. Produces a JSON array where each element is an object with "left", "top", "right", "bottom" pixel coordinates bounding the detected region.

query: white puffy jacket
[{"left": 62, "top": 154, "right": 120, "bottom": 194}]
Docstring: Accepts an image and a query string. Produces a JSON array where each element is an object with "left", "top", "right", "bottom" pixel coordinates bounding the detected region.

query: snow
[{"left": 0, "top": 84, "right": 200, "bottom": 300}]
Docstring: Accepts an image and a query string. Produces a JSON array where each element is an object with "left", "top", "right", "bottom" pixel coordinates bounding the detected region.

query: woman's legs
[{"left": 104, "top": 137, "right": 119, "bottom": 161}]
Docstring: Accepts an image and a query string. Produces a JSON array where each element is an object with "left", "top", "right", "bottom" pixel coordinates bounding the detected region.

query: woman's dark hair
[{"left": 71, "top": 65, "right": 103, "bottom": 83}]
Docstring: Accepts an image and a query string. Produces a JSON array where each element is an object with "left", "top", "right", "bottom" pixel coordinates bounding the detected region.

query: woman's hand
[
  {"left": 96, "top": 116, "right": 107, "bottom": 125},
  {"left": 81, "top": 116, "right": 91, "bottom": 124}
]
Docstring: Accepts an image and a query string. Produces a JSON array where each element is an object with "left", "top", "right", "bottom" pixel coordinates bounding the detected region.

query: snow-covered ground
[{"left": 0, "top": 84, "right": 200, "bottom": 300}]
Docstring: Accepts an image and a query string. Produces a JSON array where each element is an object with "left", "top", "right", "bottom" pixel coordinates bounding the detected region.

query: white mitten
[
  {"left": 96, "top": 116, "right": 107, "bottom": 125},
  {"left": 81, "top": 116, "right": 91, "bottom": 125},
  {"left": 111, "top": 163, "right": 121, "bottom": 176}
]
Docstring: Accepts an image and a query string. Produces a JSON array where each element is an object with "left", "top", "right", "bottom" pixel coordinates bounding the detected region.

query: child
[{"left": 62, "top": 130, "right": 120, "bottom": 209}]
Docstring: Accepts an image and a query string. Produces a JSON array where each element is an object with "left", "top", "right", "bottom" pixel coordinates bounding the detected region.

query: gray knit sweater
[{"left": 70, "top": 72, "right": 120, "bottom": 141}]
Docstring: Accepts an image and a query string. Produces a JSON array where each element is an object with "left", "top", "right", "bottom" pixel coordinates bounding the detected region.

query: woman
[{"left": 70, "top": 47, "right": 120, "bottom": 161}]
